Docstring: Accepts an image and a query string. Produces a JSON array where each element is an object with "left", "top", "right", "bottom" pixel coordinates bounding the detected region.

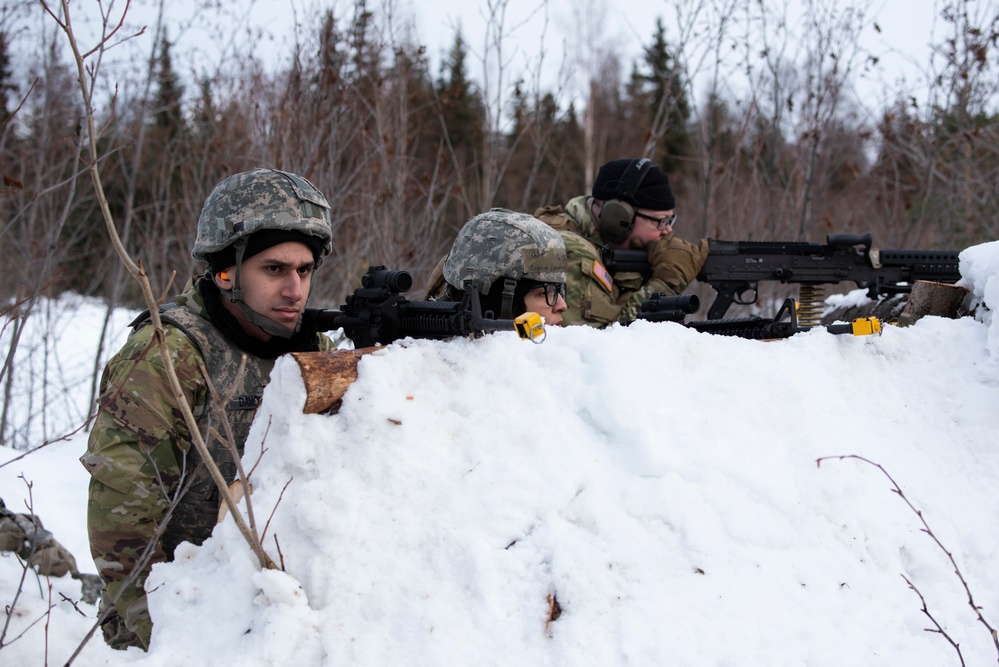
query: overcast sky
[{"left": 74, "top": 0, "right": 945, "bottom": 113}]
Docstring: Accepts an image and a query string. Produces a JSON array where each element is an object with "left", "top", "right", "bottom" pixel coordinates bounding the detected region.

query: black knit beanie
[
  {"left": 592, "top": 158, "right": 675, "bottom": 210},
  {"left": 208, "top": 229, "right": 325, "bottom": 273}
]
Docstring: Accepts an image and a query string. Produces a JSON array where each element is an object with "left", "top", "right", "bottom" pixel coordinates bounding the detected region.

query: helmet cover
[
  {"left": 192, "top": 168, "right": 332, "bottom": 262},
  {"left": 443, "top": 208, "right": 567, "bottom": 294}
]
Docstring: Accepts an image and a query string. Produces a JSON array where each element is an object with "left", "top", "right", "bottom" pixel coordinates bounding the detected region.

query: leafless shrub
[{"left": 817, "top": 454, "right": 999, "bottom": 664}]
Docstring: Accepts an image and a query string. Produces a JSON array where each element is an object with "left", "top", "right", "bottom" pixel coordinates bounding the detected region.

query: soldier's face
[
  {"left": 523, "top": 286, "right": 567, "bottom": 327},
  {"left": 217, "top": 241, "right": 316, "bottom": 340},
  {"left": 628, "top": 207, "right": 674, "bottom": 245}
]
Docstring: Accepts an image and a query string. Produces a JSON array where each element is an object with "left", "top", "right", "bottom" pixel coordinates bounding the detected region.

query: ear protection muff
[{"left": 597, "top": 158, "right": 655, "bottom": 244}]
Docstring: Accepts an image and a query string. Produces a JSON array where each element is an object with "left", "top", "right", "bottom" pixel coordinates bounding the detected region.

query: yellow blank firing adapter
[
  {"left": 826, "top": 317, "right": 883, "bottom": 336},
  {"left": 850, "top": 317, "right": 882, "bottom": 336},
  {"left": 514, "top": 312, "right": 546, "bottom": 343}
]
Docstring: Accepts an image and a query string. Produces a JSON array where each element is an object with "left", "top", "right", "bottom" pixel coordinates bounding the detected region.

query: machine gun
[
  {"left": 601, "top": 232, "right": 962, "bottom": 323},
  {"left": 303, "top": 266, "right": 545, "bottom": 348},
  {"left": 637, "top": 293, "right": 882, "bottom": 340}
]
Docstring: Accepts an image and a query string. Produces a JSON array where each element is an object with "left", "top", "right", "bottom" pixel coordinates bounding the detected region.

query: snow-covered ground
[{"left": 2, "top": 241, "right": 998, "bottom": 665}]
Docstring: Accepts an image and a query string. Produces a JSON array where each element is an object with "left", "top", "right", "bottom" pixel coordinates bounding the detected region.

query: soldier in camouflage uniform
[
  {"left": 433, "top": 209, "right": 568, "bottom": 326},
  {"left": 0, "top": 497, "right": 102, "bottom": 603},
  {"left": 1, "top": 496, "right": 79, "bottom": 578},
  {"left": 81, "top": 168, "right": 336, "bottom": 650},
  {"left": 533, "top": 158, "right": 709, "bottom": 327}
]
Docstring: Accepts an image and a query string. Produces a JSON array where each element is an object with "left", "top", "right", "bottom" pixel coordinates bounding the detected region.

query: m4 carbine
[
  {"left": 602, "top": 232, "right": 962, "bottom": 323},
  {"left": 302, "top": 265, "right": 546, "bottom": 348}
]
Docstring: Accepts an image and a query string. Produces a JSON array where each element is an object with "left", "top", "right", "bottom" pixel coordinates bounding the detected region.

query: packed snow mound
[
  {"left": 142, "top": 275, "right": 998, "bottom": 664},
  {"left": 1, "top": 242, "right": 997, "bottom": 666},
  {"left": 960, "top": 240, "right": 999, "bottom": 353}
]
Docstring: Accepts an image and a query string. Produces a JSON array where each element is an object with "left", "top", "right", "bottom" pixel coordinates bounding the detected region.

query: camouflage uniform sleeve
[
  {"left": 560, "top": 232, "right": 678, "bottom": 328},
  {"left": 423, "top": 254, "right": 449, "bottom": 300},
  {"left": 614, "top": 275, "right": 679, "bottom": 325},
  {"left": 533, "top": 204, "right": 582, "bottom": 234},
  {"left": 81, "top": 323, "right": 208, "bottom": 649},
  {"left": 317, "top": 332, "right": 336, "bottom": 351}
]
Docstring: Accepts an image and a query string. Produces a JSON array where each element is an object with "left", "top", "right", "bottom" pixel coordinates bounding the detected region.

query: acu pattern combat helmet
[
  {"left": 193, "top": 168, "right": 333, "bottom": 339},
  {"left": 443, "top": 208, "right": 567, "bottom": 295},
  {"left": 193, "top": 168, "right": 333, "bottom": 265}
]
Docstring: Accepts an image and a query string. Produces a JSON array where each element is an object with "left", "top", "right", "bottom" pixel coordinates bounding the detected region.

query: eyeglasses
[
  {"left": 538, "top": 283, "right": 567, "bottom": 307},
  {"left": 634, "top": 211, "right": 677, "bottom": 230}
]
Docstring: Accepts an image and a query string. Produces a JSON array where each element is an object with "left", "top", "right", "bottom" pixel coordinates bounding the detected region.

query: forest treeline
[{"left": 1, "top": 0, "right": 998, "bottom": 307}]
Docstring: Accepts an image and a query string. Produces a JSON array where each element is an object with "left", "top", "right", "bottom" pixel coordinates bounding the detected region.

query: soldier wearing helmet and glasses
[
  {"left": 81, "top": 168, "right": 336, "bottom": 651},
  {"left": 428, "top": 209, "right": 569, "bottom": 327}
]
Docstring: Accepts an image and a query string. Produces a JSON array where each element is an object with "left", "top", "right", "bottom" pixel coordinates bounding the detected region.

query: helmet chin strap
[
  {"left": 226, "top": 241, "right": 302, "bottom": 340},
  {"left": 237, "top": 300, "right": 302, "bottom": 339},
  {"left": 499, "top": 278, "right": 516, "bottom": 320}
]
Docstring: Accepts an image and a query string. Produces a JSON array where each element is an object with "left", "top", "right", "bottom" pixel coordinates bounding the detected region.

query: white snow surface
[{"left": 1, "top": 241, "right": 998, "bottom": 665}]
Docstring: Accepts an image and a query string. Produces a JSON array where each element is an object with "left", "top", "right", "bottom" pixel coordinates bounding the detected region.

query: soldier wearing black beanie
[
  {"left": 592, "top": 158, "right": 676, "bottom": 211},
  {"left": 532, "top": 157, "right": 708, "bottom": 328}
]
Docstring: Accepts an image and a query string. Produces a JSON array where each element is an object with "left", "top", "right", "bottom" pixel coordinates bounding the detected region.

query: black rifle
[
  {"left": 638, "top": 293, "right": 882, "bottom": 339},
  {"left": 601, "top": 232, "right": 962, "bottom": 320},
  {"left": 303, "top": 265, "right": 544, "bottom": 348}
]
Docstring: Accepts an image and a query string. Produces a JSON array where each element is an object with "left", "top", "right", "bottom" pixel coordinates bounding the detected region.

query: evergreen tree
[
  {"left": 153, "top": 35, "right": 184, "bottom": 138},
  {"left": 432, "top": 27, "right": 486, "bottom": 223},
  {"left": 125, "top": 32, "right": 193, "bottom": 292},
  {"left": 508, "top": 81, "right": 529, "bottom": 141},
  {"left": 436, "top": 28, "right": 485, "bottom": 157},
  {"left": 501, "top": 85, "right": 586, "bottom": 211},
  {"left": 0, "top": 30, "right": 14, "bottom": 125},
  {"left": 348, "top": 0, "right": 377, "bottom": 83},
  {"left": 316, "top": 9, "right": 344, "bottom": 94},
  {"left": 192, "top": 77, "right": 217, "bottom": 141},
  {"left": 639, "top": 18, "right": 691, "bottom": 173},
  {"left": 619, "top": 61, "right": 651, "bottom": 156},
  {"left": 502, "top": 84, "right": 556, "bottom": 211}
]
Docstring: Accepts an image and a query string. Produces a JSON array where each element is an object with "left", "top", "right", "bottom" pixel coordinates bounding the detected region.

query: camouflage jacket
[
  {"left": 533, "top": 195, "right": 678, "bottom": 327},
  {"left": 81, "top": 284, "right": 331, "bottom": 649}
]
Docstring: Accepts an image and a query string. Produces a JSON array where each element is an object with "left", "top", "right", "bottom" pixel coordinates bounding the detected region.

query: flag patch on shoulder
[{"left": 592, "top": 260, "right": 613, "bottom": 293}]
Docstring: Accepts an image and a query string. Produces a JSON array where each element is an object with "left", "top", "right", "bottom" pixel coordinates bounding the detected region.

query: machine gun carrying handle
[{"left": 826, "top": 232, "right": 873, "bottom": 250}]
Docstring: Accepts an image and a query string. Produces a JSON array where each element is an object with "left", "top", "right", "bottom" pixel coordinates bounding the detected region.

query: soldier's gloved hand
[
  {"left": 29, "top": 543, "right": 78, "bottom": 578},
  {"left": 647, "top": 236, "right": 709, "bottom": 291}
]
